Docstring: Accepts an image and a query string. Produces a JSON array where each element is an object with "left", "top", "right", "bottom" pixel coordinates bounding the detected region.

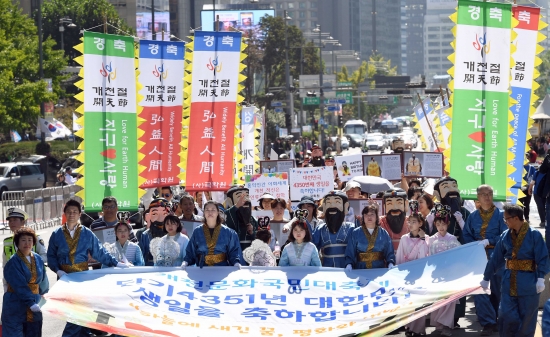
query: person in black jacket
[
  {"left": 536, "top": 151, "right": 550, "bottom": 253},
  {"left": 224, "top": 186, "right": 258, "bottom": 253}
]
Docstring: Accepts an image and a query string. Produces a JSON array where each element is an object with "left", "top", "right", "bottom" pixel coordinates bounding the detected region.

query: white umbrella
[{"left": 349, "top": 176, "right": 393, "bottom": 195}]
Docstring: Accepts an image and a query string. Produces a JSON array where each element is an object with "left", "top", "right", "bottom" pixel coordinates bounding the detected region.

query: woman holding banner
[
  {"left": 103, "top": 221, "right": 145, "bottom": 268},
  {"left": 344, "top": 204, "right": 395, "bottom": 270},
  {"left": 182, "top": 201, "right": 241, "bottom": 269}
]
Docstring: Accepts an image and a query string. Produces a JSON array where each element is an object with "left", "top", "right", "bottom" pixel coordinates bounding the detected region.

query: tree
[
  {"left": 42, "top": 0, "right": 134, "bottom": 60},
  {"left": 535, "top": 50, "right": 550, "bottom": 103},
  {"left": 0, "top": 0, "right": 65, "bottom": 134}
]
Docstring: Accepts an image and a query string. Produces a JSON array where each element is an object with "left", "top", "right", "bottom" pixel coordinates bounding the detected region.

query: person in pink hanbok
[
  {"left": 396, "top": 201, "right": 429, "bottom": 337},
  {"left": 427, "top": 203, "right": 461, "bottom": 336}
]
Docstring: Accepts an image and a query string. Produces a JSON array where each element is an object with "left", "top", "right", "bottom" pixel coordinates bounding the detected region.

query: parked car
[
  {"left": 344, "top": 134, "right": 364, "bottom": 148},
  {"left": 330, "top": 136, "right": 349, "bottom": 150},
  {"left": 363, "top": 135, "right": 386, "bottom": 152},
  {"left": 0, "top": 162, "right": 45, "bottom": 196},
  {"left": 13, "top": 155, "right": 62, "bottom": 186}
]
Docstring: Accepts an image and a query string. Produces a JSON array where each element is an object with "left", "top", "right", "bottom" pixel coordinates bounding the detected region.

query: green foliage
[
  {"left": 0, "top": 141, "right": 75, "bottom": 161},
  {"left": 42, "top": 0, "right": 134, "bottom": 60},
  {"left": 0, "top": 0, "right": 65, "bottom": 134},
  {"left": 535, "top": 50, "right": 550, "bottom": 103},
  {"left": 35, "top": 141, "right": 51, "bottom": 156}
]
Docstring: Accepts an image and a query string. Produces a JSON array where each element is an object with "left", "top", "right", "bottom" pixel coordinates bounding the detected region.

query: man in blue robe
[
  {"left": 463, "top": 184, "right": 507, "bottom": 335},
  {"left": 224, "top": 186, "right": 258, "bottom": 253},
  {"left": 312, "top": 191, "right": 355, "bottom": 268},
  {"left": 48, "top": 199, "right": 126, "bottom": 337},
  {"left": 481, "top": 203, "right": 550, "bottom": 337}
]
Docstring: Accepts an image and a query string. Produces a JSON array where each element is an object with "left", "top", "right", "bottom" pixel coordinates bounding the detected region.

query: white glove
[
  {"left": 56, "top": 270, "right": 67, "bottom": 278},
  {"left": 388, "top": 263, "right": 396, "bottom": 269},
  {"left": 479, "top": 239, "right": 490, "bottom": 247},
  {"left": 345, "top": 264, "right": 352, "bottom": 272},
  {"left": 454, "top": 211, "right": 465, "bottom": 229},
  {"left": 537, "top": 278, "right": 545, "bottom": 294},
  {"left": 480, "top": 279, "right": 490, "bottom": 290},
  {"left": 181, "top": 261, "right": 188, "bottom": 270},
  {"left": 282, "top": 223, "right": 291, "bottom": 233},
  {"left": 234, "top": 263, "right": 242, "bottom": 269},
  {"left": 116, "top": 262, "right": 129, "bottom": 268},
  {"left": 30, "top": 304, "right": 41, "bottom": 313}
]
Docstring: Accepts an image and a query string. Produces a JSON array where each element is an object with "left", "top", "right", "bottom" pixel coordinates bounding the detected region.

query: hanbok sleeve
[
  {"left": 344, "top": 231, "right": 358, "bottom": 267},
  {"left": 184, "top": 233, "right": 197, "bottom": 266},
  {"left": 395, "top": 236, "right": 407, "bottom": 265},
  {"left": 384, "top": 232, "right": 396, "bottom": 266},
  {"left": 309, "top": 244, "right": 322, "bottom": 267},
  {"left": 278, "top": 247, "right": 290, "bottom": 266},
  {"left": 462, "top": 215, "right": 476, "bottom": 244},
  {"left": 47, "top": 231, "right": 60, "bottom": 273},
  {"left": 533, "top": 231, "right": 550, "bottom": 278},
  {"left": 484, "top": 233, "right": 506, "bottom": 281},
  {"left": 134, "top": 245, "right": 145, "bottom": 267},
  {"left": 4, "top": 259, "right": 37, "bottom": 308},
  {"left": 227, "top": 230, "right": 242, "bottom": 265}
]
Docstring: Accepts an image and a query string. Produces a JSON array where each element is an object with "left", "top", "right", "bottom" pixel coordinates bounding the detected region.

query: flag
[
  {"left": 53, "top": 118, "right": 72, "bottom": 137},
  {"left": 73, "top": 113, "right": 83, "bottom": 131},
  {"left": 37, "top": 117, "right": 63, "bottom": 140},
  {"left": 10, "top": 130, "right": 21, "bottom": 143}
]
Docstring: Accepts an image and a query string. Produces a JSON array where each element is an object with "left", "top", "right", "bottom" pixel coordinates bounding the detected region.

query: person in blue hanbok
[
  {"left": 102, "top": 221, "right": 145, "bottom": 268},
  {"left": 463, "top": 184, "right": 507, "bottom": 336},
  {"left": 151, "top": 215, "right": 189, "bottom": 267},
  {"left": 312, "top": 191, "right": 356, "bottom": 268},
  {"left": 481, "top": 203, "right": 550, "bottom": 337},
  {"left": 47, "top": 199, "right": 127, "bottom": 337},
  {"left": 345, "top": 204, "right": 395, "bottom": 270},
  {"left": 279, "top": 210, "right": 321, "bottom": 266},
  {"left": 138, "top": 198, "right": 171, "bottom": 266},
  {"left": 2, "top": 227, "right": 49, "bottom": 337},
  {"left": 182, "top": 201, "right": 241, "bottom": 269}
]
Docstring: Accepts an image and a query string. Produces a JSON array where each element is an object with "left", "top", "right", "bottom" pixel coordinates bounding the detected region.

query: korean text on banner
[
  {"left": 289, "top": 166, "right": 334, "bottom": 201},
  {"left": 138, "top": 40, "right": 185, "bottom": 188},
  {"left": 245, "top": 173, "right": 289, "bottom": 206},
  {"left": 42, "top": 243, "right": 487, "bottom": 337},
  {"left": 448, "top": 1, "right": 515, "bottom": 201},
  {"left": 334, "top": 154, "right": 363, "bottom": 182},
  {"left": 183, "top": 31, "right": 244, "bottom": 191},
  {"left": 241, "top": 106, "right": 256, "bottom": 176},
  {"left": 76, "top": 32, "right": 141, "bottom": 211},
  {"left": 509, "top": 6, "right": 543, "bottom": 203}
]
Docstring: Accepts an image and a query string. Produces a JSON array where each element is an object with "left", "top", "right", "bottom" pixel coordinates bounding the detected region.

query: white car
[
  {"left": 0, "top": 162, "right": 45, "bottom": 195},
  {"left": 330, "top": 136, "right": 349, "bottom": 150},
  {"left": 363, "top": 135, "right": 386, "bottom": 152}
]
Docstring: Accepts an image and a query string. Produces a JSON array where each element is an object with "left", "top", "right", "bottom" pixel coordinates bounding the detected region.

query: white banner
[
  {"left": 73, "top": 113, "right": 83, "bottom": 131},
  {"left": 242, "top": 107, "right": 256, "bottom": 176},
  {"left": 334, "top": 154, "right": 364, "bottom": 182},
  {"left": 289, "top": 166, "right": 334, "bottom": 201},
  {"left": 43, "top": 243, "right": 486, "bottom": 337},
  {"left": 245, "top": 173, "right": 290, "bottom": 206}
]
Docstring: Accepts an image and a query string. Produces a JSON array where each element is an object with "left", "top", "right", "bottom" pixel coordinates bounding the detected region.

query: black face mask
[
  {"left": 386, "top": 210, "right": 406, "bottom": 234},
  {"left": 150, "top": 222, "right": 165, "bottom": 239},
  {"left": 311, "top": 157, "right": 325, "bottom": 167},
  {"left": 237, "top": 206, "right": 252, "bottom": 225},
  {"left": 325, "top": 207, "right": 345, "bottom": 233},
  {"left": 442, "top": 191, "right": 462, "bottom": 215}
]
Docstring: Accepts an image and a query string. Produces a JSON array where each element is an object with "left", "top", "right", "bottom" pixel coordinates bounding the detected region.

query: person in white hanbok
[
  {"left": 427, "top": 203, "right": 461, "bottom": 336},
  {"left": 151, "top": 215, "right": 189, "bottom": 267},
  {"left": 396, "top": 201, "right": 429, "bottom": 336},
  {"left": 102, "top": 221, "right": 144, "bottom": 267},
  {"left": 242, "top": 225, "right": 277, "bottom": 267},
  {"left": 279, "top": 213, "right": 321, "bottom": 267}
]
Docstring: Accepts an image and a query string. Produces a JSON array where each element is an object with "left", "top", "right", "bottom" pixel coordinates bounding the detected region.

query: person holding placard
[
  {"left": 345, "top": 204, "right": 395, "bottom": 271},
  {"left": 312, "top": 191, "right": 356, "bottom": 268},
  {"left": 103, "top": 219, "right": 144, "bottom": 268},
  {"left": 224, "top": 186, "right": 258, "bottom": 252},
  {"left": 283, "top": 196, "right": 324, "bottom": 235},
  {"left": 182, "top": 201, "right": 241, "bottom": 269}
]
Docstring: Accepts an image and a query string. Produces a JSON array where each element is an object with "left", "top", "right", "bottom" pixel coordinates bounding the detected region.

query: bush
[{"left": 0, "top": 140, "right": 76, "bottom": 162}]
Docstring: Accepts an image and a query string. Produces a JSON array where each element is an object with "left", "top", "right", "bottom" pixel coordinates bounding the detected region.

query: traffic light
[
  {"left": 285, "top": 113, "right": 291, "bottom": 129},
  {"left": 337, "top": 115, "right": 343, "bottom": 127}
]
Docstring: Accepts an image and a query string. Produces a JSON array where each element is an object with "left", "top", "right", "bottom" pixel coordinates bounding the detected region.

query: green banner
[
  {"left": 81, "top": 32, "right": 139, "bottom": 211},
  {"left": 449, "top": 1, "right": 513, "bottom": 201}
]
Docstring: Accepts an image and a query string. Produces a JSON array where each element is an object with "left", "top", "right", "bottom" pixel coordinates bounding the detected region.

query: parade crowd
[{"left": 4, "top": 145, "right": 550, "bottom": 337}]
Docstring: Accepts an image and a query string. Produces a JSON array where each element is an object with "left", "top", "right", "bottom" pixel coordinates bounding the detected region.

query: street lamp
[
  {"left": 283, "top": 10, "right": 293, "bottom": 130},
  {"left": 312, "top": 25, "right": 326, "bottom": 148},
  {"left": 59, "top": 17, "right": 76, "bottom": 53}
]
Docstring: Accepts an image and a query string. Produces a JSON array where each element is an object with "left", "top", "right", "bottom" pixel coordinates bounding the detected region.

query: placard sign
[
  {"left": 260, "top": 160, "right": 295, "bottom": 174},
  {"left": 269, "top": 220, "right": 289, "bottom": 247},
  {"left": 180, "top": 220, "right": 201, "bottom": 237},
  {"left": 92, "top": 227, "right": 116, "bottom": 244},
  {"left": 362, "top": 154, "right": 402, "bottom": 181},
  {"left": 403, "top": 151, "right": 444, "bottom": 178},
  {"left": 244, "top": 173, "right": 289, "bottom": 207},
  {"left": 334, "top": 154, "right": 363, "bottom": 182},
  {"left": 289, "top": 166, "right": 334, "bottom": 201},
  {"left": 348, "top": 198, "right": 384, "bottom": 218}
]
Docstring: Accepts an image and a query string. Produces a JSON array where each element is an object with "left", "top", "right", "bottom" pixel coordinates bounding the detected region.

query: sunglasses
[{"left": 162, "top": 193, "right": 172, "bottom": 198}]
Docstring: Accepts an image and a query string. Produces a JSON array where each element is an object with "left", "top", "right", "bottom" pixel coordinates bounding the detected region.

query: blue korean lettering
[
  {"left": 242, "top": 307, "right": 271, "bottom": 320},
  {"left": 176, "top": 291, "right": 195, "bottom": 300},
  {"left": 134, "top": 288, "right": 160, "bottom": 307},
  {"left": 308, "top": 310, "right": 338, "bottom": 322},
  {"left": 201, "top": 295, "right": 221, "bottom": 305},
  {"left": 275, "top": 309, "right": 304, "bottom": 322},
  {"left": 261, "top": 294, "right": 286, "bottom": 306},
  {"left": 305, "top": 297, "right": 333, "bottom": 308},
  {"left": 337, "top": 295, "right": 364, "bottom": 306},
  {"left": 261, "top": 279, "right": 285, "bottom": 289},
  {"left": 313, "top": 280, "right": 336, "bottom": 290},
  {"left": 117, "top": 278, "right": 144, "bottom": 287},
  {"left": 209, "top": 280, "right": 229, "bottom": 290},
  {"left": 165, "top": 299, "right": 191, "bottom": 314},
  {"left": 233, "top": 279, "right": 256, "bottom": 288},
  {"left": 195, "top": 306, "right": 223, "bottom": 318}
]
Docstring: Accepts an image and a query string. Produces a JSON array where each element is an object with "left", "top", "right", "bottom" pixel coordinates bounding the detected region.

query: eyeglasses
[
  {"left": 504, "top": 216, "right": 516, "bottom": 222},
  {"left": 162, "top": 193, "right": 172, "bottom": 198},
  {"left": 103, "top": 205, "right": 117, "bottom": 210}
]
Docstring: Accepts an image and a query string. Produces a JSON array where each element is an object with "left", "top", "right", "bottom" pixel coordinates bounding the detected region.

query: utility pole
[
  {"left": 284, "top": 11, "right": 295, "bottom": 129},
  {"left": 315, "top": 25, "right": 326, "bottom": 149},
  {"left": 151, "top": 0, "right": 155, "bottom": 40}
]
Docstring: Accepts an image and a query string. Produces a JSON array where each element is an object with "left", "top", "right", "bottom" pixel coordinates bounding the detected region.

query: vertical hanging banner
[
  {"left": 138, "top": 40, "right": 185, "bottom": 188},
  {"left": 73, "top": 32, "right": 143, "bottom": 211},
  {"left": 413, "top": 97, "right": 441, "bottom": 152},
  {"left": 509, "top": 6, "right": 545, "bottom": 203},
  {"left": 241, "top": 106, "right": 257, "bottom": 176},
  {"left": 447, "top": 1, "right": 516, "bottom": 201},
  {"left": 181, "top": 31, "right": 245, "bottom": 191}
]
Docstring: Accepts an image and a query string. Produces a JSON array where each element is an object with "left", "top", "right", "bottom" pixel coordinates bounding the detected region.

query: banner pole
[{"left": 416, "top": 93, "right": 439, "bottom": 152}]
